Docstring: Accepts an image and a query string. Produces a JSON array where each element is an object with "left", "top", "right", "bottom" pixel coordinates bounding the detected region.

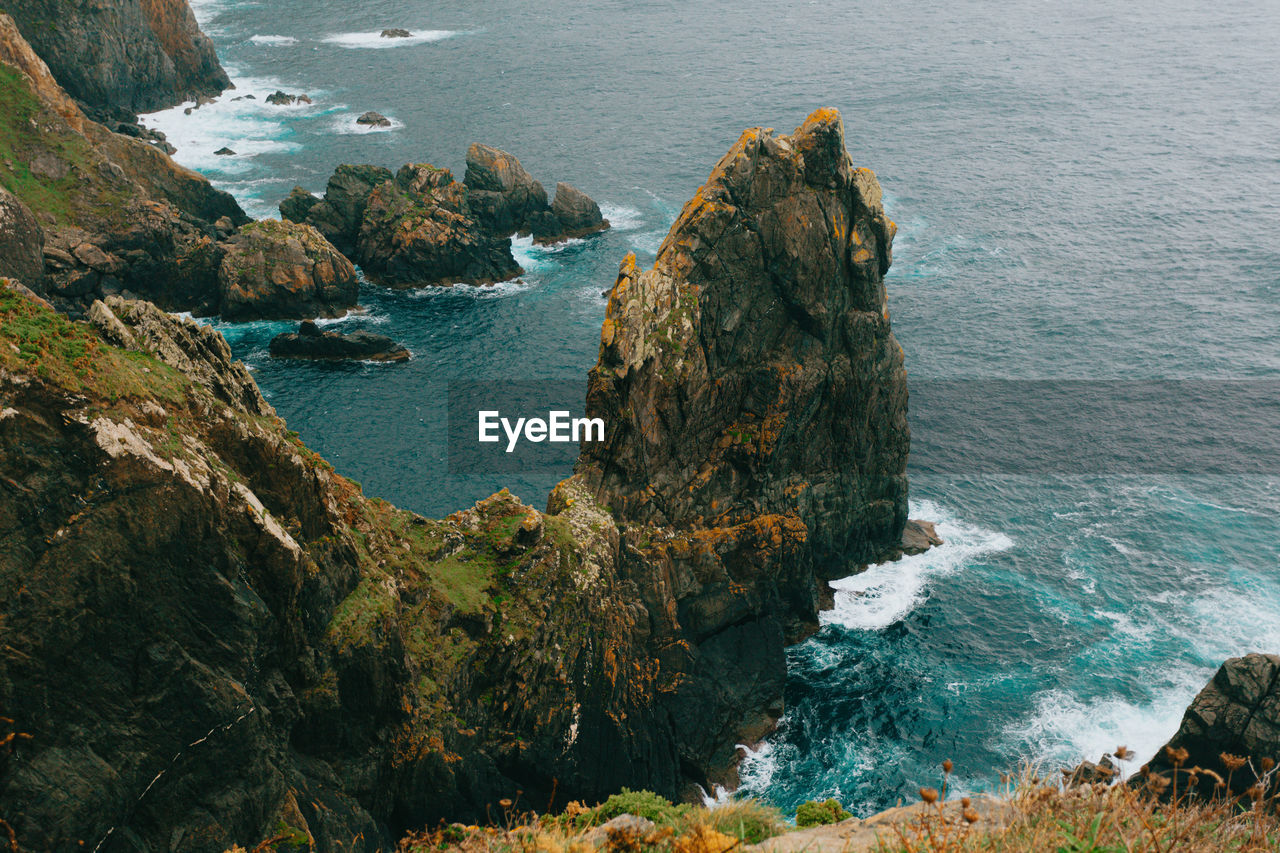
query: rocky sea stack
[{"left": 270, "top": 320, "right": 411, "bottom": 362}]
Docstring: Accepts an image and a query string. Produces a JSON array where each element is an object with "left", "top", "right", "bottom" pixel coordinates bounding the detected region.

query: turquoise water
[{"left": 157, "top": 0, "right": 1280, "bottom": 815}]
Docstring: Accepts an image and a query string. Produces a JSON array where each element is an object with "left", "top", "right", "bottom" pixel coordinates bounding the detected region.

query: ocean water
[{"left": 153, "top": 0, "right": 1280, "bottom": 816}]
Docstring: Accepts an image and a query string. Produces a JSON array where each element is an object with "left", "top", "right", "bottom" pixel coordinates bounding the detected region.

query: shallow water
[{"left": 160, "top": 0, "right": 1280, "bottom": 815}]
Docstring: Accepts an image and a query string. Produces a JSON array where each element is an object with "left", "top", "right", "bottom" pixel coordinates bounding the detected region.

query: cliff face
[
  {"left": 0, "top": 109, "right": 915, "bottom": 848},
  {"left": 4, "top": 0, "right": 229, "bottom": 117}
]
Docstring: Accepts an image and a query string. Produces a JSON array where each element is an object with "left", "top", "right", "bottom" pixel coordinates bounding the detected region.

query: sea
[{"left": 145, "top": 0, "right": 1280, "bottom": 816}]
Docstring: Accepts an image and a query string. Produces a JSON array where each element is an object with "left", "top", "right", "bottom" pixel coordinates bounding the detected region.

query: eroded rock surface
[
  {"left": 218, "top": 220, "right": 358, "bottom": 319},
  {"left": 270, "top": 320, "right": 410, "bottom": 362}
]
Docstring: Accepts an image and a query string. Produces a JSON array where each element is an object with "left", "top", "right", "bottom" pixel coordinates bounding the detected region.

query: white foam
[
  {"left": 249, "top": 35, "right": 298, "bottom": 46},
  {"left": 1000, "top": 678, "right": 1204, "bottom": 780},
  {"left": 322, "top": 30, "right": 462, "bottom": 49},
  {"left": 598, "top": 202, "right": 644, "bottom": 231},
  {"left": 405, "top": 277, "right": 533, "bottom": 299},
  {"left": 821, "top": 500, "right": 1013, "bottom": 631},
  {"left": 140, "top": 75, "right": 315, "bottom": 174},
  {"left": 510, "top": 235, "right": 558, "bottom": 273},
  {"left": 326, "top": 112, "right": 403, "bottom": 135}
]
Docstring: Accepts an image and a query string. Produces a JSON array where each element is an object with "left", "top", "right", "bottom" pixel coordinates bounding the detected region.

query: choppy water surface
[{"left": 162, "top": 0, "right": 1280, "bottom": 815}]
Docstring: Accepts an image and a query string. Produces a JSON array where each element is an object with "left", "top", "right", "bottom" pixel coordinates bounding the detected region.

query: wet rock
[
  {"left": 380, "top": 28, "right": 412, "bottom": 38},
  {"left": 543, "top": 181, "right": 610, "bottom": 242},
  {"left": 269, "top": 320, "right": 410, "bottom": 362},
  {"left": 1140, "top": 653, "right": 1280, "bottom": 800},
  {"left": 898, "top": 519, "right": 943, "bottom": 556},
  {"left": 214, "top": 146, "right": 235, "bottom": 155},
  {"left": 266, "top": 89, "right": 309, "bottom": 105},
  {"left": 356, "top": 110, "right": 391, "bottom": 127},
  {"left": 217, "top": 219, "right": 357, "bottom": 319}
]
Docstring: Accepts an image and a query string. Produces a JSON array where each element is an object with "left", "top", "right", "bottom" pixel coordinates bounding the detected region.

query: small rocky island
[
  {"left": 281, "top": 143, "right": 610, "bottom": 287},
  {"left": 269, "top": 320, "right": 411, "bottom": 362}
]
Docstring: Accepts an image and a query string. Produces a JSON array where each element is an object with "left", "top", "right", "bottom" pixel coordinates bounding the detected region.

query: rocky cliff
[
  {"left": 0, "top": 15, "right": 354, "bottom": 321},
  {"left": 3, "top": 0, "right": 229, "bottom": 118},
  {"left": 0, "top": 108, "right": 918, "bottom": 849}
]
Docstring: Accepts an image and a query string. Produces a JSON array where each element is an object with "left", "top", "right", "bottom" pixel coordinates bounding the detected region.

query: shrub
[{"left": 796, "top": 797, "right": 852, "bottom": 828}]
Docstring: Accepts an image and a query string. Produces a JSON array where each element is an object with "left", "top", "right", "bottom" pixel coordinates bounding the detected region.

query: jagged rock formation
[
  {"left": 218, "top": 220, "right": 357, "bottom": 320},
  {"left": 4, "top": 0, "right": 229, "bottom": 118},
  {"left": 0, "top": 16, "right": 355, "bottom": 320},
  {"left": 355, "top": 164, "right": 523, "bottom": 287},
  {"left": 565, "top": 108, "right": 914, "bottom": 786},
  {"left": 1140, "top": 653, "right": 1280, "bottom": 799},
  {"left": 0, "top": 186, "right": 45, "bottom": 286},
  {"left": 0, "top": 109, "right": 919, "bottom": 848},
  {"left": 281, "top": 147, "right": 610, "bottom": 287},
  {"left": 269, "top": 321, "right": 410, "bottom": 362}
]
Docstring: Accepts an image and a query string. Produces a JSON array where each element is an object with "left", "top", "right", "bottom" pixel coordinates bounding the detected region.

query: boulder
[
  {"left": 0, "top": 185, "right": 46, "bottom": 288},
  {"left": 279, "top": 186, "right": 322, "bottom": 224},
  {"left": 1139, "top": 653, "right": 1280, "bottom": 799},
  {"left": 463, "top": 142, "right": 549, "bottom": 236},
  {"left": 356, "top": 110, "right": 391, "bottom": 127},
  {"left": 214, "top": 146, "right": 235, "bottom": 155},
  {"left": 541, "top": 181, "right": 610, "bottom": 242},
  {"left": 265, "top": 89, "right": 309, "bottom": 105},
  {"left": 217, "top": 219, "right": 357, "bottom": 320},
  {"left": 355, "top": 164, "right": 523, "bottom": 287},
  {"left": 380, "top": 28, "right": 411, "bottom": 38},
  {"left": 269, "top": 320, "right": 410, "bottom": 362}
]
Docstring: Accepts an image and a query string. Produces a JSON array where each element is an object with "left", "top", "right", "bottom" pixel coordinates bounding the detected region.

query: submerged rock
[
  {"left": 269, "top": 320, "right": 410, "bottom": 362},
  {"left": 356, "top": 110, "right": 391, "bottom": 127},
  {"left": 380, "top": 27, "right": 411, "bottom": 38},
  {"left": 217, "top": 219, "right": 357, "bottom": 319}
]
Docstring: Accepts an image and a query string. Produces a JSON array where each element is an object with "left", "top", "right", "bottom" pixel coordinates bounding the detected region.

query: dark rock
[
  {"left": 114, "top": 120, "right": 144, "bottom": 137},
  {"left": 232, "top": 94, "right": 256, "bottom": 101},
  {"left": 463, "top": 142, "right": 549, "bottom": 237},
  {"left": 356, "top": 164, "right": 523, "bottom": 287},
  {"left": 265, "top": 89, "right": 309, "bottom": 106},
  {"left": 1140, "top": 653, "right": 1280, "bottom": 800},
  {"left": 279, "top": 186, "right": 322, "bottom": 224},
  {"left": 544, "top": 181, "right": 609, "bottom": 242},
  {"left": 570, "top": 108, "right": 909, "bottom": 785},
  {"left": 0, "top": 185, "right": 46, "bottom": 288},
  {"left": 214, "top": 146, "right": 235, "bottom": 155},
  {"left": 3, "top": 0, "right": 231, "bottom": 114},
  {"left": 217, "top": 219, "right": 358, "bottom": 320},
  {"left": 269, "top": 323, "right": 410, "bottom": 362},
  {"left": 380, "top": 28, "right": 412, "bottom": 38},
  {"left": 356, "top": 110, "right": 391, "bottom": 127},
  {"left": 302, "top": 163, "right": 394, "bottom": 255}
]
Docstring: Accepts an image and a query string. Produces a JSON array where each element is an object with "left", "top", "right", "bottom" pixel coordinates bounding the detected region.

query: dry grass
[{"left": 882, "top": 749, "right": 1280, "bottom": 853}]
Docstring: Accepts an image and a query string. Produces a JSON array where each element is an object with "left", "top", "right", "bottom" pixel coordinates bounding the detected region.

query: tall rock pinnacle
[{"left": 578, "top": 108, "right": 910, "bottom": 568}]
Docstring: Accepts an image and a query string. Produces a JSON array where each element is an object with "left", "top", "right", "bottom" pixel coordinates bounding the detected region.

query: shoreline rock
[
  {"left": 380, "top": 28, "right": 411, "bottom": 38},
  {"left": 217, "top": 220, "right": 357, "bottom": 320},
  {"left": 356, "top": 110, "right": 391, "bottom": 127},
  {"left": 269, "top": 320, "right": 410, "bottom": 362}
]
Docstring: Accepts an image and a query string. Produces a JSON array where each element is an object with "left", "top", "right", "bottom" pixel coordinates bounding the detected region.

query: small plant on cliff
[
  {"left": 796, "top": 797, "right": 852, "bottom": 827},
  {"left": 580, "top": 788, "right": 691, "bottom": 828}
]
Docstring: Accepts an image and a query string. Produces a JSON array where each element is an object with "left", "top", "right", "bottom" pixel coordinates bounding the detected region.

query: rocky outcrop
[
  {"left": 269, "top": 320, "right": 410, "bottom": 362},
  {"left": 568, "top": 108, "right": 913, "bottom": 786},
  {"left": 463, "top": 142, "right": 551, "bottom": 237},
  {"left": 1140, "top": 653, "right": 1280, "bottom": 799},
  {"left": 1, "top": 18, "right": 356, "bottom": 320},
  {"left": 0, "top": 108, "right": 919, "bottom": 848},
  {"left": 537, "top": 181, "right": 610, "bottom": 243},
  {"left": 282, "top": 164, "right": 394, "bottom": 256},
  {"left": 355, "top": 164, "right": 523, "bottom": 287},
  {"left": 218, "top": 220, "right": 358, "bottom": 320},
  {"left": 4, "top": 0, "right": 230, "bottom": 117},
  {"left": 0, "top": 186, "right": 45, "bottom": 287}
]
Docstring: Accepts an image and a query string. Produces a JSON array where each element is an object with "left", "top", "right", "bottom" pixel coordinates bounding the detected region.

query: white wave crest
[
  {"left": 322, "top": 30, "right": 462, "bottom": 49},
  {"left": 821, "top": 499, "right": 1013, "bottom": 631},
  {"left": 249, "top": 35, "right": 297, "bottom": 46},
  {"left": 598, "top": 203, "right": 644, "bottom": 231}
]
